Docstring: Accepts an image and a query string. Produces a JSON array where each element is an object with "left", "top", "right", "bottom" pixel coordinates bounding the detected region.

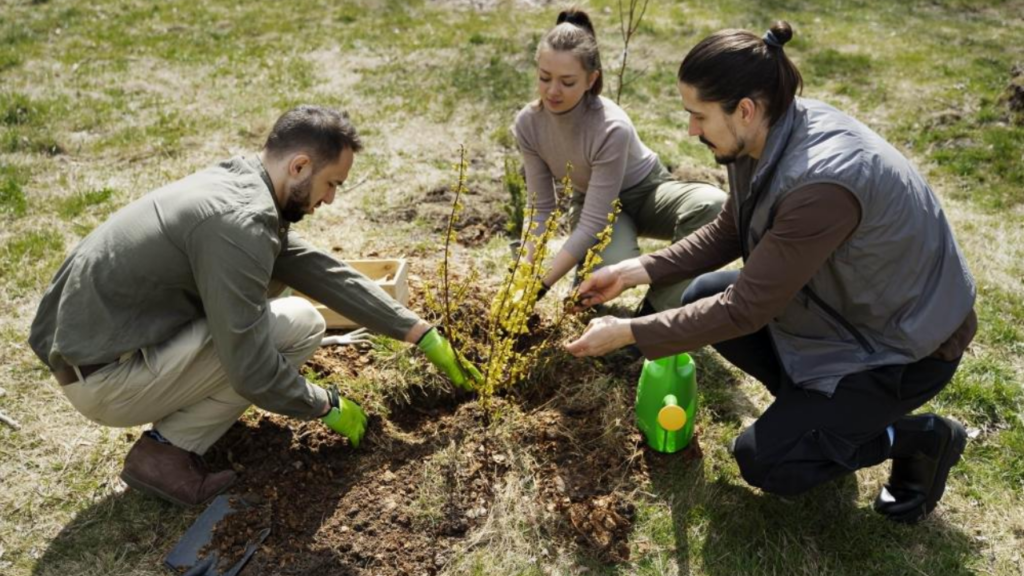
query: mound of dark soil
[
  {"left": 203, "top": 392, "right": 503, "bottom": 575},
  {"left": 196, "top": 311, "right": 703, "bottom": 574}
]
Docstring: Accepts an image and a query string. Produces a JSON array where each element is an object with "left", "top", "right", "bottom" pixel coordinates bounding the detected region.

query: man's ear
[
  {"left": 738, "top": 97, "right": 759, "bottom": 125},
  {"left": 288, "top": 153, "right": 312, "bottom": 178}
]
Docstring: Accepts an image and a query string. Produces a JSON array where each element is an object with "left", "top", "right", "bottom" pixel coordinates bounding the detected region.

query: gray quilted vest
[{"left": 727, "top": 98, "right": 975, "bottom": 395}]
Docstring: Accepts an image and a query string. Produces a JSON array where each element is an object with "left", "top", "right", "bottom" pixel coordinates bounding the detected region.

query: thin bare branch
[
  {"left": 615, "top": 0, "right": 651, "bottom": 103},
  {"left": 442, "top": 146, "right": 467, "bottom": 350}
]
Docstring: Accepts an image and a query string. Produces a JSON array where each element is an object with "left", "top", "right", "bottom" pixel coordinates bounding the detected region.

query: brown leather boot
[{"left": 120, "top": 433, "right": 236, "bottom": 506}]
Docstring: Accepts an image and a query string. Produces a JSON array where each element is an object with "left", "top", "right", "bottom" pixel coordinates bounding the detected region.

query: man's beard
[
  {"left": 700, "top": 135, "right": 745, "bottom": 165},
  {"left": 281, "top": 176, "right": 313, "bottom": 223}
]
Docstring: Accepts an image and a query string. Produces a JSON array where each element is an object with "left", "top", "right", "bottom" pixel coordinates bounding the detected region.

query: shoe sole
[{"left": 120, "top": 470, "right": 235, "bottom": 507}]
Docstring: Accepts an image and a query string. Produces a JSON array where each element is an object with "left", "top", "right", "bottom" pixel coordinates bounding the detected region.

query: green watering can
[{"left": 636, "top": 353, "right": 697, "bottom": 453}]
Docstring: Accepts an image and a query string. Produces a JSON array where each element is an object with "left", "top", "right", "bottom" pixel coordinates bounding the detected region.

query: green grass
[
  {"left": 0, "top": 92, "right": 67, "bottom": 156},
  {"left": 0, "top": 163, "right": 28, "bottom": 217},
  {"left": 57, "top": 188, "right": 115, "bottom": 220},
  {"left": 939, "top": 356, "right": 1022, "bottom": 426},
  {"left": 805, "top": 48, "right": 877, "bottom": 101},
  {"left": 1, "top": 230, "right": 65, "bottom": 294},
  {"left": 0, "top": 0, "right": 1021, "bottom": 575},
  {"left": 894, "top": 51, "right": 1024, "bottom": 210},
  {"left": 975, "top": 284, "right": 1024, "bottom": 350}
]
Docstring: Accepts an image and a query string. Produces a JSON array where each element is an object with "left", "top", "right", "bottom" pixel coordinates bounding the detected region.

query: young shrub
[{"left": 425, "top": 149, "right": 622, "bottom": 399}]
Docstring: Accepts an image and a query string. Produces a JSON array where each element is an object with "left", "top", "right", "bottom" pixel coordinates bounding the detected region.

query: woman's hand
[
  {"left": 574, "top": 259, "right": 651, "bottom": 309},
  {"left": 575, "top": 266, "right": 628, "bottom": 308}
]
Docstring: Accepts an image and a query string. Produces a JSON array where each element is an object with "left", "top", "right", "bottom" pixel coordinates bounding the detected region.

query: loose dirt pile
[
  {"left": 204, "top": 394, "right": 504, "bottom": 575},
  {"left": 197, "top": 334, "right": 703, "bottom": 575}
]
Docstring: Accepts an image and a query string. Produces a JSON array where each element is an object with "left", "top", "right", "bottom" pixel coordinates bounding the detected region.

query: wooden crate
[{"left": 293, "top": 259, "right": 409, "bottom": 329}]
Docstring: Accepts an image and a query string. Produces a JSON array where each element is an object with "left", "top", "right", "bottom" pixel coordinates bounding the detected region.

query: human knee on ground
[
  {"left": 269, "top": 296, "right": 326, "bottom": 366},
  {"left": 152, "top": 298, "right": 325, "bottom": 455},
  {"left": 672, "top": 185, "right": 726, "bottom": 241},
  {"left": 731, "top": 425, "right": 846, "bottom": 497}
]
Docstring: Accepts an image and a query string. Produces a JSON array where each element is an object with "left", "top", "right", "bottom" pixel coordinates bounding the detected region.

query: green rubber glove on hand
[
  {"left": 417, "top": 328, "right": 483, "bottom": 391},
  {"left": 321, "top": 386, "right": 367, "bottom": 448}
]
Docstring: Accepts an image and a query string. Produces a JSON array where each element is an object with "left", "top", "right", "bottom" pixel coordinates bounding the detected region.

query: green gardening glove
[
  {"left": 417, "top": 327, "right": 484, "bottom": 391},
  {"left": 321, "top": 386, "right": 367, "bottom": 448}
]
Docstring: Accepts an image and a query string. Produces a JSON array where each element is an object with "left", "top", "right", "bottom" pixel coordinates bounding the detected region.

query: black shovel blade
[{"left": 164, "top": 494, "right": 270, "bottom": 576}]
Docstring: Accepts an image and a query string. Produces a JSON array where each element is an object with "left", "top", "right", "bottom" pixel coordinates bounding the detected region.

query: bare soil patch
[
  {"left": 200, "top": 334, "right": 703, "bottom": 574},
  {"left": 364, "top": 181, "right": 509, "bottom": 248}
]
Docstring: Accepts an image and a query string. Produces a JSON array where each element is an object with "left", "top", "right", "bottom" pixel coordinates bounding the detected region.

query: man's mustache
[{"left": 699, "top": 136, "right": 715, "bottom": 149}]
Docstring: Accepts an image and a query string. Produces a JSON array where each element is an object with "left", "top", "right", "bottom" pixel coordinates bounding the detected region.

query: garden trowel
[
  {"left": 164, "top": 494, "right": 270, "bottom": 576},
  {"left": 320, "top": 327, "right": 373, "bottom": 346}
]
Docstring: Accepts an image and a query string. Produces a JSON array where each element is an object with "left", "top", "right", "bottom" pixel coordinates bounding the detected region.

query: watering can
[{"left": 636, "top": 352, "right": 697, "bottom": 453}]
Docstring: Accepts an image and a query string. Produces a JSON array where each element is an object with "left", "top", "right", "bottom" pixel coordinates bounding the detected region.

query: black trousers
[{"left": 683, "top": 270, "right": 961, "bottom": 496}]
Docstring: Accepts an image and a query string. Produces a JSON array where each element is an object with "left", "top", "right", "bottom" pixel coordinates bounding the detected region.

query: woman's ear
[{"left": 587, "top": 70, "right": 600, "bottom": 91}]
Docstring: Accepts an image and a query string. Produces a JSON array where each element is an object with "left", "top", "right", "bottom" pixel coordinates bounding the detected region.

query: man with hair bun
[
  {"left": 567, "top": 22, "right": 976, "bottom": 524},
  {"left": 30, "top": 105, "right": 481, "bottom": 507}
]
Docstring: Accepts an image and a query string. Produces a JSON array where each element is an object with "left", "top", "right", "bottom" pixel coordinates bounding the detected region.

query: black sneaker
[{"left": 873, "top": 414, "right": 967, "bottom": 524}]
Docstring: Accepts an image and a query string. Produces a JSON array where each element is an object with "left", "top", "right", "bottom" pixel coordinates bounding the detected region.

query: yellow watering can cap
[{"left": 658, "top": 405, "right": 687, "bottom": 432}]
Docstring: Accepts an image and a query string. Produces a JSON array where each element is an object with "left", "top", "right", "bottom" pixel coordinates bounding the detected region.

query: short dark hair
[
  {"left": 263, "top": 105, "right": 363, "bottom": 167},
  {"left": 678, "top": 21, "right": 803, "bottom": 125}
]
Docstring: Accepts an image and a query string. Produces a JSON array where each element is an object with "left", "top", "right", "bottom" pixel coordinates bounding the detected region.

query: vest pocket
[{"left": 802, "top": 287, "right": 876, "bottom": 354}]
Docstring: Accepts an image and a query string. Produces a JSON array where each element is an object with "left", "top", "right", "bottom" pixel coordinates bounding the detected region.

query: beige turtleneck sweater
[{"left": 512, "top": 95, "right": 659, "bottom": 260}]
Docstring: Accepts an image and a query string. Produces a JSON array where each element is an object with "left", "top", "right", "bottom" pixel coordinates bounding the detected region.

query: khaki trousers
[
  {"left": 61, "top": 297, "right": 325, "bottom": 455},
  {"left": 570, "top": 162, "right": 727, "bottom": 311}
]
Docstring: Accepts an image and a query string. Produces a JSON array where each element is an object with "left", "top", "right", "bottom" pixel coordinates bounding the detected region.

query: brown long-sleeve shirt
[{"left": 632, "top": 184, "right": 976, "bottom": 362}]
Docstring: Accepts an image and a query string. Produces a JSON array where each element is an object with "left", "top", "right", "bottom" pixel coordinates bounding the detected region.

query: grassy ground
[{"left": 1, "top": 0, "right": 1022, "bottom": 574}]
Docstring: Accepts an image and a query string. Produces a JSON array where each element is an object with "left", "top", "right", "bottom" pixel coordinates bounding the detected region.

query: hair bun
[
  {"left": 769, "top": 21, "right": 794, "bottom": 46},
  {"left": 556, "top": 8, "right": 597, "bottom": 39}
]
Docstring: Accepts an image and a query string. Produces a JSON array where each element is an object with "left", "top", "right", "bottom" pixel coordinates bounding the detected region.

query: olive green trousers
[{"left": 570, "top": 162, "right": 727, "bottom": 311}]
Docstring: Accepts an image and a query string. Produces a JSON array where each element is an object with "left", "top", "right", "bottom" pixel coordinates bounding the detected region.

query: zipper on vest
[
  {"left": 739, "top": 161, "right": 782, "bottom": 261},
  {"left": 802, "top": 287, "right": 876, "bottom": 354},
  {"left": 738, "top": 193, "right": 760, "bottom": 260}
]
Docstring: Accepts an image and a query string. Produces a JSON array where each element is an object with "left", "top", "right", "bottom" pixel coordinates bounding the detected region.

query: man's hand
[
  {"left": 321, "top": 386, "right": 367, "bottom": 448},
  {"left": 417, "top": 328, "right": 483, "bottom": 391},
  {"left": 564, "top": 316, "right": 636, "bottom": 357}
]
